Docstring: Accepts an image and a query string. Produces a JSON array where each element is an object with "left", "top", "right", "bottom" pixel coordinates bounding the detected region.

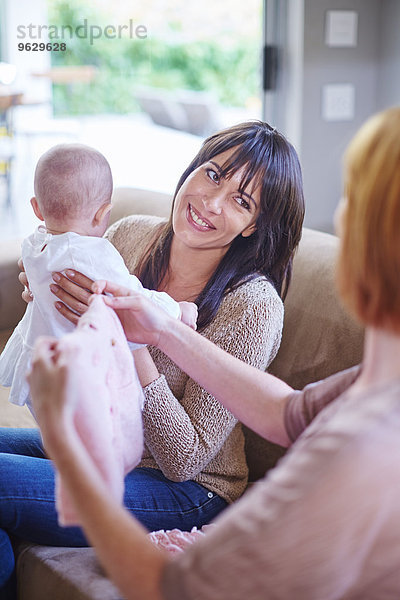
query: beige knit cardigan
[{"left": 107, "top": 215, "right": 284, "bottom": 503}]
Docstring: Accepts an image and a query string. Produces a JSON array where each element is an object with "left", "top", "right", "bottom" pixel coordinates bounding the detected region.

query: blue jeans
[{"left": 0, "top": 428, "right": 227, "bottom": 597}]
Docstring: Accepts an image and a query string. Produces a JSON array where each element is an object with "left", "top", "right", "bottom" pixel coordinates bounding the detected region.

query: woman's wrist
[
  {"left": 157, "top": 317, "right": 192, "bottom": 355},
  {"left": 39, "top": 411, "right": 77, "bottom": 462}
]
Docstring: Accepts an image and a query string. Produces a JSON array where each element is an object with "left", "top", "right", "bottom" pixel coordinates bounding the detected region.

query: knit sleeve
[{"left": 142, "top": 278, "right": 284, "bottom": 482}]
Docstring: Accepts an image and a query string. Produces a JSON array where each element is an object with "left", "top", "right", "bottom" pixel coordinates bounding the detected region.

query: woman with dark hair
[
  {"left": 0, "top": 121, "right": 304, "bottom": 596},
  {"left": 138, "top": 121, "right": 303, "bottom": 324},
  {"left": 29, "top": 107, "right": 400, "bottom": 599}
]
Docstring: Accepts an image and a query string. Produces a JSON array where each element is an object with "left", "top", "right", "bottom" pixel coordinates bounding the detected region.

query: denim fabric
[{"left": 0, "top": 428, "right": 227, "bottom": 597}]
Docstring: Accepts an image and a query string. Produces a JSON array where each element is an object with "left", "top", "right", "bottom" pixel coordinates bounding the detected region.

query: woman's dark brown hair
[{"left": 138, "top": 120, "right": 305, "bottom": 330}]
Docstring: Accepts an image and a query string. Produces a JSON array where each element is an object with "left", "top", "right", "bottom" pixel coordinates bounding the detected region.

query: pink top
[
  {"left": 45, "top": 295, "right": 144, "bottom": 526},
  {"left": 162, "top": 366, "right": 400, "bottom": 599}
]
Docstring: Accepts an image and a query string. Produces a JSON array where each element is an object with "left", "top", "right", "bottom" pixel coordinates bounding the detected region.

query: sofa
[{"left": 0, "top": 187, "right": 364, "bottom": 599}]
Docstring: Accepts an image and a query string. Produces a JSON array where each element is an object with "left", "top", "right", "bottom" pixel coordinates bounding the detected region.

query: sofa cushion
[
  {"left": 269, "top": 228, "right": 363, "bottom": 389},
  {"left": 0, "top": 329, "right": 37, "bottom": 428},
  {"left": 16, "top": 543, "right": 122, "bottom": 600},
  {"left": 0, "top": 384, "right": 36, "bottom": 428}
]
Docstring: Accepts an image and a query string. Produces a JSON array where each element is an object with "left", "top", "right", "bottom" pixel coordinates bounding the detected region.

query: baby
[{"left": 0, "top": 143, "right": 197, "bottom": 410}]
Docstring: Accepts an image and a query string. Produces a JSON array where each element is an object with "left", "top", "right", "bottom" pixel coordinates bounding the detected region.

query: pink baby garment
[
  {"left": 148, "top": 525, "right": 215, "bottom": 555},
  {"left": 45, "top": 295, "right": 144, "bottom": 526}
]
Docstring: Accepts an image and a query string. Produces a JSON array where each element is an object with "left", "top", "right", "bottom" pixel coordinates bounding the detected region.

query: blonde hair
[
  {"left": 34, "top": 143, "right": 113, "bottom": 222},
  {"left": 337, "top": 107, "right": 400, "bottom": 332}
]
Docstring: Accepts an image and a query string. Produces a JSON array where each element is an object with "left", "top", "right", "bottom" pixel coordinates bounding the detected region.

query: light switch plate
[
  {"left": 321, "top": 84, "right": 355, "bottom": 121},
  {"left": 325, "top": 11, "right": 358, "bottom": 47}
]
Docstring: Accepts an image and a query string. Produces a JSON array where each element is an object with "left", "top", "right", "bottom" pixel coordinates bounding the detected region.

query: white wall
[
  {"left": 377, "top": 0, "right": 400, "bottom": 110},
  {"left": 264, "top": 0, "right": 399, "bottom": 232},
  {"left": 301, "top": 0, "right": 381, "bottom": 231}
]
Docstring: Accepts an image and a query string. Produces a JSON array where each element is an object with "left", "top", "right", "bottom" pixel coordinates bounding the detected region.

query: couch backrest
[
  {"left": 111, "top": 187, "right": 173, "bottom": 222},
  {"left": 110, "top": 188, "right": 364, "bottom": 481}
]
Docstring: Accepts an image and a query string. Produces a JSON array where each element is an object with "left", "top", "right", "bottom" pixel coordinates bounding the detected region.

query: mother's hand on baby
[{"left": 51, "top": 270, "right": 94, "bottom": 325}]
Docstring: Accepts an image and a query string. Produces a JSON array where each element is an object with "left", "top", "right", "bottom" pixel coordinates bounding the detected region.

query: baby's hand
[
  {"left": 178, "top": 301, "right": 198, "bottom": 330},
  {"left": 18, "top": 258, "right": 33, "bottom": 303}
]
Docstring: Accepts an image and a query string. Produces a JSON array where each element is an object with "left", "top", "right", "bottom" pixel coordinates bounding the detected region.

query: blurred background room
[{"left": 0, "top": 0, "right": 399, "bottom": 241}]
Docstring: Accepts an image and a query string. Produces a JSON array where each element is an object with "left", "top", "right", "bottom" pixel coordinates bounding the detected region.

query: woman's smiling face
[{"left": 172, "top": 149, "right": 261, "bottom": 252}]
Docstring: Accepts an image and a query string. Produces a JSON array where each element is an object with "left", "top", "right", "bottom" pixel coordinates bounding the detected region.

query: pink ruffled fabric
[
  {"left": 49, "top": 295, "right": 144, "bottom": 526},
  {"left": 148, "top": 525, "right": 215, "bottom": 555}
]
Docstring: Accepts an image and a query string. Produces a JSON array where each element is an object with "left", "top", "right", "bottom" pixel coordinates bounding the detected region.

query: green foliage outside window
[{"left": 48, "top": 0, "right": 260, "bottom": 115}]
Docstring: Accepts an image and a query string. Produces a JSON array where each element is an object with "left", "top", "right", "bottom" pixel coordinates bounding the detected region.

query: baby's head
[{"left": 32, "top": 143, "right": 113, "bottom": 236}]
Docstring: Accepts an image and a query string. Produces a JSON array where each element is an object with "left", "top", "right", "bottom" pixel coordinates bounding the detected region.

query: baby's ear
[
  {"left": 31, "top": 197, "right": 45, "bottom": 221},
  {"left": 93, "top": 202, "right": 112, "bottom": 226}
]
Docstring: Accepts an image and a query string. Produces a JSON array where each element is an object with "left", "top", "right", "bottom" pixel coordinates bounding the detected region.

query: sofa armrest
[
  {"left": 15, "top": 544, "right": 122, "bottom": 600},
  {"left": 0, "top": 240, "right": 26, "bottom": 332}
]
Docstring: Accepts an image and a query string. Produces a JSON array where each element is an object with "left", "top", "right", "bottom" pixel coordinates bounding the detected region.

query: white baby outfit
[{"left": 0, "top": 225, "right": 180, "bottom": 408}]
